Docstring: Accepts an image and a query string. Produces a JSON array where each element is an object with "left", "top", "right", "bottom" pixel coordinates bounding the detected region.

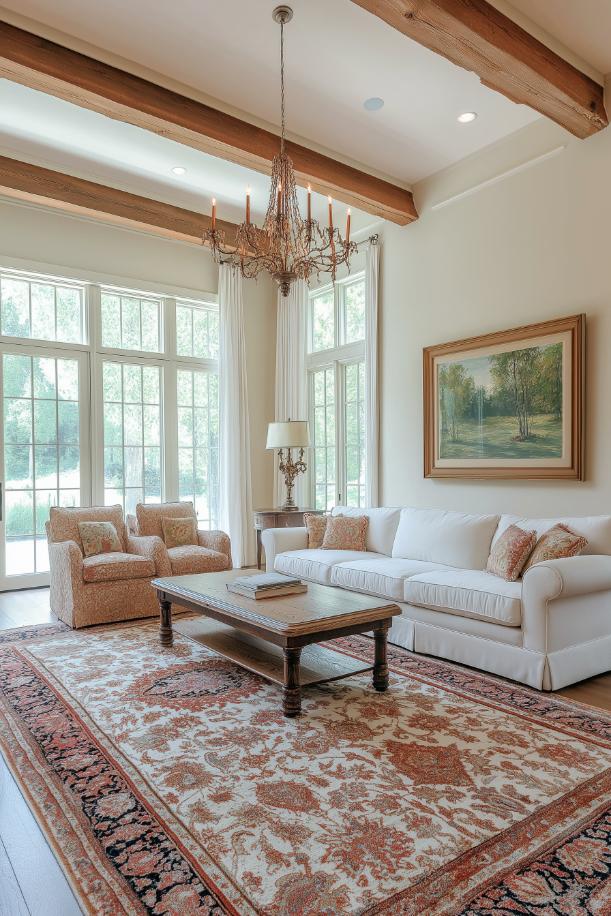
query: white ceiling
[
  {"left": 0, "top": 0, "right": 540, "bottom": 186},
  {"left": 0, "top": 80, "right": 374, "bottom": 231},
  {"left": 0, "top": 0, "right": 606, "bottom": 232}
]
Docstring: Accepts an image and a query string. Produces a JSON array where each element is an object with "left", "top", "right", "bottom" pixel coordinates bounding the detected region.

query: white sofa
[{"left": 261, "top": 507, "right": 611, "bottom": 691}]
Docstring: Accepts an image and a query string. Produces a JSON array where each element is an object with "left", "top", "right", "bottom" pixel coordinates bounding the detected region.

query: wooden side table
[{"left": 254, "top": 508, "right": 324, "bottom": 569}]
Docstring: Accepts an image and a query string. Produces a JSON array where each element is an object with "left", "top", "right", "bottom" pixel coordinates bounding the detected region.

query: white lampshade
[{"left": 266, "top": 420, "right": 311, "bottom": 449}]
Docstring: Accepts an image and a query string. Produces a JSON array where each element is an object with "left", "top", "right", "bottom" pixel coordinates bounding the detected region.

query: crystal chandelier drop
[{"left": 203, "top": 5, "right": 357, "bottom": 297}]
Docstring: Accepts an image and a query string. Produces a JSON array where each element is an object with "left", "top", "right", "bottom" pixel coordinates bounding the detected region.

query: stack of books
[{"left": 227, "top": 572, "right": 307, "bottom": 600}]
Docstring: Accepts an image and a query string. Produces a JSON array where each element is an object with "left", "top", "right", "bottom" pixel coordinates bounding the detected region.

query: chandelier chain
[{"left": 280, "top": 19, "right": 286, "bottom": 155}]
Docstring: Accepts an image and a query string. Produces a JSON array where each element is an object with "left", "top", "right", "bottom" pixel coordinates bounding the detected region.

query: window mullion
[{"left": 335, "top": 360, "right": 346, "bottom": 507}]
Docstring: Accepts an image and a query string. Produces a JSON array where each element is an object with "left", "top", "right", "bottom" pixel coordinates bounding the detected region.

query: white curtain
[
  {"left": 274, "top": 280, "right": 308, "bottom": 506},
  {"left": 365, "top": 240, "right": 380, "bottom": 507},
  {"left": 218, "top": 264, "right": 254, "bottom": 567}
]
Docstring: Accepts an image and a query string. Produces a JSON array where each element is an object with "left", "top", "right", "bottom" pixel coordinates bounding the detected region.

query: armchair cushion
[
  {"left": 79, "top": 521, "right": 123, "bottom": 557},
  {"left": 135, "top": 501, "right": 195, "bottom": 538},
  {"left": 161, "top": 516, "right": 198, "bottom": 548},
  {"left": 82, "top": 552, "right": 155, "bottom": 583},
  {"left": 167, "top": 545, "right": 230, "bottom": 575},
  {"left": 49, "top": 505, "right": 127, "bottom": 552}
]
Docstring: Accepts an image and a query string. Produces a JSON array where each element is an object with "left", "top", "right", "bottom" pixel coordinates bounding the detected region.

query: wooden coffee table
[{"left": 153, "top": 570, "right": 401, "bottom": 717}]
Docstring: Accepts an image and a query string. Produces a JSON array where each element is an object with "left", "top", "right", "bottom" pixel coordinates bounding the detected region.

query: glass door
[{"left": 0, "top": 345, "right": 89, "bottom": 590}]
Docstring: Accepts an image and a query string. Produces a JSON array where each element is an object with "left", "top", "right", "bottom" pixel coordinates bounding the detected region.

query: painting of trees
[{"left": 437, "top": 341, "right": 564, "bottom": 459}]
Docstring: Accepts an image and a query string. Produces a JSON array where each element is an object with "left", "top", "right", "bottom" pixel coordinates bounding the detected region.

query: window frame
[{"left": 306, "top": 272, "right": 367, "bottom": 509}]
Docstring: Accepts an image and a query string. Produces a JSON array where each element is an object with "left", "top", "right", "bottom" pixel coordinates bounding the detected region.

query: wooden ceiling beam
[
  {"left": 0, "top": 20, "right": 417, "bottom": 225},
  {"left": 0, "top": 155, "right": 240, "bottom": 246},
  {"left": 351, "top": 0, "right": 607, "bottom": 139}
]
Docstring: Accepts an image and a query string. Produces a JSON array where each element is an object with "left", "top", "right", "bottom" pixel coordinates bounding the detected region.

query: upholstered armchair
[
  {"left": 46, "top": 505, "right": 165, "bottom": 628},
  {"left": 126, "top": 501, "right": 232, "bottom": 575}
]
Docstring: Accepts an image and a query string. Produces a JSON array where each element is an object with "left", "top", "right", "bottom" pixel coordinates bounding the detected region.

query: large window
[
  {"left": 307, "top": 273, "right": 367, "bottom": 511},
  {"left": 0, "top": 266, "right": 219, "bottom": 590}
]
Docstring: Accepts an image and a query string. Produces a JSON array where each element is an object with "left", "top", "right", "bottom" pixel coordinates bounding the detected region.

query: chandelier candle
[{"left": 203, "top": 5, "right": 356, "bottom": 296}]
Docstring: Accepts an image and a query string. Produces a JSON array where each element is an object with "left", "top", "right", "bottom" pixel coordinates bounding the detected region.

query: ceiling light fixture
[
  {"left": 203, "top": 5, "right": 355, "bottom": 297},
  {"left": 457, "top": 111, "right": 477, "bottom": 123},
  {"left": 364, "top": 97, "right": 384, "bottom": 111},
  {"left": 171, "top": 166, "right": 187, "bottom": 175}
]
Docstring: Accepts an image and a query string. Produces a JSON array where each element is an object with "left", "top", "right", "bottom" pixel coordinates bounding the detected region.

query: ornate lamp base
[{"left": 278, "top": 447, "right": 307, "bottom": 512}]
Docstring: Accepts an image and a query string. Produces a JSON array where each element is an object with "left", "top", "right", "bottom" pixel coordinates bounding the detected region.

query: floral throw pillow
[
  {"left": 321, "top": 515, "right": 368, "bottom": 552},
  {"left": 486, "top": 524, "right": 537, "bottom": 581},
  {"left": 78, "top": 521, "right": 122, "bottom": 557},
  {"left": 304, "top": 513, "right": 328, "bottom": 549},
  {"left": 523, "top": 524, "right": 588, "bottom": 573},
  {"left": 161, "top": 517, "right": 198, "bottom": 549}
]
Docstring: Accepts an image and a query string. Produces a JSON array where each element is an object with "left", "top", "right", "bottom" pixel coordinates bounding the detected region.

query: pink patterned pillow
[
  {"left": 486, "top": 524, "right": 537, "bottom": 581},
  {"left": 522, "top": 524, "right": 588, "bottom": 573},
  {"left": 321, "top": 515, "right": 368, "bottom": 551},
  {"left": 78, "top": 521, "right": 122, "bottom": 557},
  {"left": 161, "top": 517, "right": 198, "bottom": 549},
  {"left": 304, "top": 513, "right": 327, "bottom": 549}
]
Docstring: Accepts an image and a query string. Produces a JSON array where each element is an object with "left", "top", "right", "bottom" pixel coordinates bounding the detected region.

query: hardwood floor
[{"left": 0, "top": 586, "right": 608, "bottom": 914}]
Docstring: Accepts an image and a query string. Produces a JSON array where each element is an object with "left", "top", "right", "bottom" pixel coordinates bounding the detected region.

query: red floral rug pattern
[{"left": 0, "top": 622, "right": 609, "bottom": 914}]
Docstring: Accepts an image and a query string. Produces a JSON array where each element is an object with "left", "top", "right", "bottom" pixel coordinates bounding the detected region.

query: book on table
[{"left": 227, "top": 572, "right": 307, "bottom": 600}]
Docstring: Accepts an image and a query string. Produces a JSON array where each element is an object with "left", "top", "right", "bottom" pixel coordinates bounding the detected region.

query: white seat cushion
[
  {"left": 404, "top": 568, "right": 522, "bottom": 626},
  {"left": 331, "top": 506, "right": 401, "bottom": 556},
  {"left": 331, "top": 558, "right": 452, "bottom": 601},
  {"left": 274, "top": 549, "right": 384, "bottom": 585},
  {"left": 492, "top": 514, "right": 611, "bottom": 557},
  {"left": 392, "top": 507, "right": 499, "bottom": 569}
]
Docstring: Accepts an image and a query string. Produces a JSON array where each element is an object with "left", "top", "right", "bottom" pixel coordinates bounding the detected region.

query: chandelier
[{"left": 203, "top": 5, "right": 356, "bottom": 297}]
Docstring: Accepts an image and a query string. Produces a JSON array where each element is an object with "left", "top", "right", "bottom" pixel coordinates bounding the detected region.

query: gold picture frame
[{"left": 424, "top": 314, "right": 585, "bottom": 479}]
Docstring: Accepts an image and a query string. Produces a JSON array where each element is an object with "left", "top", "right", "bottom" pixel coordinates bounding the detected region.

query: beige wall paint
[
  {"left": 0, "top": 198, "right": 277, "bottom": 510},
  {"left": 377, "top": 118, "right": 610, "bottom": 517}
]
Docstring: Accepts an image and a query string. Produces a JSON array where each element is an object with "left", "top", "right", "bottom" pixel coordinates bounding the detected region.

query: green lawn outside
[{"left": 440, "top": 414, "right": 563, "bottom": 459}]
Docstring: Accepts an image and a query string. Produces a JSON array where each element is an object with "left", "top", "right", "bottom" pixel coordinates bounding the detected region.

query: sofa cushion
[
  {"left": 392, "top": 508, "right": 500, "bottom": 570},
  {"left": 331, "top": 558, "right": 452, "bottom": 601},
  {"left": 167, "top": 545, "right": 229, "bottom": 575},
  {"left": 492, "top": 514, "right": 611, "bottom": 557},
  {"left": 82, "top": 552, "right": 155, "bottom": 583},
  {"left": 404, "top": 568, "right": 522, "bottom": 626},
  {"left": 332, "top": 506, "right": 401, "bottom": 556},
  {"left": 322, "top": 515, "right": 368, "bottom": 551},
  {"left": 275, "top": 549, "right": 384, "bottom": 585}
]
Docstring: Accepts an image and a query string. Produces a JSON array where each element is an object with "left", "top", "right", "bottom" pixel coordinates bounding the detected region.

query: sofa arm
[
  {"left": 126, "top": 513, "right": 139, "bottom": 536},
  {"left": 48, "top": 539, "right": 84, "bottom": 623},
  {"left": 126, "top": 534, "right": 171, "bottom": 576},
  {"left": 522, "top": 555, "right": 611, "bottom": 651},
  {"left": 260, "top": 527, "right": 308, "bottom": 571},
  {"left": 197, "top": 529, "right": 232, "bottom": 568}
]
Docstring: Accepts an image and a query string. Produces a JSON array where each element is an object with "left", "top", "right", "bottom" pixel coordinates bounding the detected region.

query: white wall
[
  {"left": 377, "top": 118, "right": 611, "bottom": 517},
  {"left": 0, "top": 198, "right": 277, "bottom": 510}
]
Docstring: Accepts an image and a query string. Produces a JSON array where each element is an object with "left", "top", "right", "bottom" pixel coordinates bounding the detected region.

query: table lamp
[{"left": 266, "top": 420, "right": 311, "bottom": 510}]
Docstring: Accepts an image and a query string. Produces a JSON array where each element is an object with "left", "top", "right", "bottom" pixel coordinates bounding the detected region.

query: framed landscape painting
[{"left": 424, "top": 314, "right": 584, "bottom": 479}]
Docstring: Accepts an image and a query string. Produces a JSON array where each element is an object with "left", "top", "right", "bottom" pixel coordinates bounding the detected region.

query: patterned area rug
[{"left": 0, "top": 622, "right": 609, "bottom": 915}]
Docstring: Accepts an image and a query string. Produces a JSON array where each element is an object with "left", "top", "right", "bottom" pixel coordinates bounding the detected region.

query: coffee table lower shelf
[{"left": 175, "top": 616, "right": 374, "bottom": 688}]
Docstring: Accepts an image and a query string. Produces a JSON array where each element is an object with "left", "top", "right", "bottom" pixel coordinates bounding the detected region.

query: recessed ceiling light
[
  {"left": 171, "top": 166, "right": 187, "bottom": 175},
  {"left": 457, "top": 111, "right": 477, "bottom": 123},
  {"left": 363, "top": 97, "right": 384, "bottom": 112}
]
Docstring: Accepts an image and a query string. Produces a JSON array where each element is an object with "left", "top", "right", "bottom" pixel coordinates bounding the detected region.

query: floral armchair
[
  {"left": 126, "top": 501, "right": 232, "bottom": 576},
  {"left": 46, "top": 504, "right": 165, "bottom": 628}
]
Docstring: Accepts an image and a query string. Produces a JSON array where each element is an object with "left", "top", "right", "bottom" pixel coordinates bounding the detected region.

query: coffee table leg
[
  {"left": 282, "top": 647, "right": 302, "bottom": 717},
  {"left": 159, "top": 597, "right": 173, "bottom": 646},
  {"left": 373, "top": 622, "right": 389, "bottom": 692}
]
